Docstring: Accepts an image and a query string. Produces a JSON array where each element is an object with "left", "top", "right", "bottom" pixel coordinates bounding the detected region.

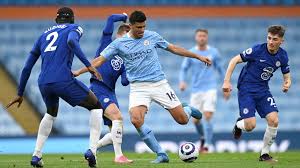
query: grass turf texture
[{"left": 0, "top": 152, "right": 299, "bottom": 168}]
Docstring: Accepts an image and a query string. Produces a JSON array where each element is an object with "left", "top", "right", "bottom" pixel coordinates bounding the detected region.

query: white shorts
[
  {"left": 129, "top": 79, "right": 181, "bottom": 110},
  {"left": 190, "top": 89, "right": 217, "bottom": 113}
]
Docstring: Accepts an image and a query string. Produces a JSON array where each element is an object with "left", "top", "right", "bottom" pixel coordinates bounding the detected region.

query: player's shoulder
[
  {"left": 278, "top": 47, "right": 289, "bottom": 60},
  {"left": 144, "top": 30, "right": 160, "bottom": 37},
  {"left": 207, "top": 45, "right": 219, "bottom": 53}
]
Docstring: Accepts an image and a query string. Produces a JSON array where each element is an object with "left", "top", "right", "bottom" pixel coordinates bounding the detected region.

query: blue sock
[
  {"left": 137, "top": 124, "right": 164, "bottom": 155},
  {"left": 203, "top": 119, "right": 213, "bottom": 146},
  {"left": 183, "top": 106, "right": 192, "bottom": 119},
  {"left": 194, "top": 121, "right": 204, "bottom": 138}
]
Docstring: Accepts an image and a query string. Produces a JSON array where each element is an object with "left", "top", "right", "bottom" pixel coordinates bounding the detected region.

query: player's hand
[
  {"left": 198, "top": 56, "right": 212, "bottom": 66},
  {"left": 179, "top": 82, "right": 187, "bottom": 91},
  {"left": 6, "top": 96, "right": 23, "bottom": 109},
  {"left": 87, "top": 66, "right": 103, "bottom": 81},
  {"left": 72, "top": 70, "right": 81, "bottom": 77},
  {"left": 282, "top": 80, "right": 290, "bottom": 93},
  {"left": 222, "top": 81, "right": 232, "bottom": 100}
]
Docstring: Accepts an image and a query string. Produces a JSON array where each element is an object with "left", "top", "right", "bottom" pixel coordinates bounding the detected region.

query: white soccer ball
[{"left": 178, "top": 142, "right": 199, "bottom": 162}]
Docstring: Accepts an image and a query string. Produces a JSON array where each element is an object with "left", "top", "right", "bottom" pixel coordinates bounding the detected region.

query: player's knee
[
  {"left": 204, "top": 112, "right": 213, "bottom": 121},
  {"left": 131, "top": 117, "right": 144, "bottom": 128},
  {"left": 176, "top": 115, "right": 189, "bottom": 125},
  {"left": 107, "top": 110, "right": 122, "bottom": 121},
  {"left": 245, "top": 122, "right": 256, "bottom": 131},
  {"left": 268, "top": 117, "right": 279, "bottom": 127}
]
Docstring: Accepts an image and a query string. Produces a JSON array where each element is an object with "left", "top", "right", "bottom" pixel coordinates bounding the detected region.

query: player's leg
[
  {"left": 190, "top": 92, "right": 205, "bottom": 150},
  {"left": 257, "top": 93, "right": 279, "bottom": 162},
  {"left": 233, "top": 91, "right": 257, "bottom": 139},
  {"left": 103, "top": 103, "right": 133, "bottom": 163},
  {"left": 153, "top": 82, "right": 202, "bottom": 125},
  {"left": 97, "top": 125, "right": 112, "bottom": 148},
  {"left": 57, "top": 79, "right": 103, "bottom": 167},
  {"left": 129, "top": 82, "right": 168, "bottom": 163},
  {"left": 77, "top": 91, "right": 103, "bottom": 167},
  {"left": 201, "top": 90, "right": 217, "bottom": 152},
  {"left": 31, "top": 84, "right": 59, "bottom": 167}
]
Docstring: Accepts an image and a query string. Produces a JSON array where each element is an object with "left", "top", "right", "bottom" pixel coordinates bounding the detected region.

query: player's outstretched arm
[
  {"left": 167, "top": 44, "right": 212, "bottom": 65},
  {"left": 222, "top": 55, "right": 243, "bottom": 100},
  {"left": 73, "top": 56, "right": 107, "bottom": 78},
  {"left": 282, "top": 73, "right": 291, "bottom": 93},
  {"left": 6, "top": 52, "right": 39, "bottom": 109},
  {"left": 178, "top": 58, "right": 191, "bottom": 91}
]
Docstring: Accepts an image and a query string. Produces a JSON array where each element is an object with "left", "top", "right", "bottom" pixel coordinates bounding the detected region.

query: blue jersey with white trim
[{"left": 238, "top": 43, "right": 290, "bottom": 92}]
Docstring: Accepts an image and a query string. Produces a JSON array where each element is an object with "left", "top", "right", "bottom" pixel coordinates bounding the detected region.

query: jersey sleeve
[
  {"left": 153, "top": 32, "right": 170, "bottom": 50},
  {"left": 213, "top": 49, "right": 225, "bottom": 78},
  {"left": 240, "top": 44, "right": 259, "bottom": 62},
  {"left": 281, "top": 52, "right": 290, "bottom": 74},
  {"left": 73, "top": 25, "right": 84, "bottom": 37},
  {"left": 120, "top": 65, "right": 129, "bottom": 86},
  {"left": 179, "top": 57, "right": 191, "bottom": 82},
  {"left": 101, "top": 40, "right": 119, "bottom": 60}
]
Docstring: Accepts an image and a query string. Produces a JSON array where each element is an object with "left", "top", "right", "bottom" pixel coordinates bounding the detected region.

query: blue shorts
[
  {"left": 90, "top": 80, "right": 119, "bottom": 126},
  {"left": 238, "top": 90, "right": 278, "bottom": 119},
  {"left": 39, "top": 79, "right": 90, "bottom": 108}
]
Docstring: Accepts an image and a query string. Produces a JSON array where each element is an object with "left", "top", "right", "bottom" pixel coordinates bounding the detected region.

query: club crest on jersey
[
  {"left": 111, "top": 56, "right": 123, "bottom": 71},
  {"left": 144, "top": 40, "right": 150, "bottom": 46},
  {"left": 276, "top": 61, "right": 281, "bottom": 67},
  {"left": 261, "top": 67, "right": 274, "bottom": 80},
  {"left": 243, "top": 108, "right": 249, "bottom": 114}
]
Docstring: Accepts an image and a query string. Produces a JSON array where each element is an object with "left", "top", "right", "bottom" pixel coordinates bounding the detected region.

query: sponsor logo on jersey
[
  {"left": 111, "top": 56, "right": 123, "bottom": 71},
  {"left": 126, "top": 49, "right": 153, "bottom": 61},
  {"left": 261, "top": 67, "right": 274, "bottom": 80}
]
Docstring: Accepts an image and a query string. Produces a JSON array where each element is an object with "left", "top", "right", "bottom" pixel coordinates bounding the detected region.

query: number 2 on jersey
[
  {"left": 267, "top": 97, "right": 277, "bottom": 107},
  {"left": 44, "top": 32, "right": 58, "bottom": 52}
]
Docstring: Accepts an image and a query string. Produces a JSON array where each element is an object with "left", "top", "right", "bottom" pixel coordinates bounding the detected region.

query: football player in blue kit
[
  {"left": 88, "top": 13, "right": 133, "bottom": 163},
  {"left": 6, "top": 7, "right": 103, "bottom": 168},
  {"left": 74, "top": 10, "right": 212, "bottom": 163},
  {"left": 222, "top": 25, "right": 292, "bottom": 162}
]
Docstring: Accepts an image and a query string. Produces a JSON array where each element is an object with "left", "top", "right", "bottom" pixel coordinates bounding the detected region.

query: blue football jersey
[
  {"left": 237, "top": 43, "right": 290, "bottom": 92},
  {"left": 101, "top": 30, "right": 169, "bottom": 83},
  {"left": 32, "top": 24, "right": 84, "bottom": 85},
  {"left": 90, "top": 14, "right": 128, "bottom": 90}
]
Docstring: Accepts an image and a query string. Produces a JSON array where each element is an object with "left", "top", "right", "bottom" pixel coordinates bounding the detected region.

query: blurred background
[{"left": 0, "top": 0, "right": 299, "bottom": 154}]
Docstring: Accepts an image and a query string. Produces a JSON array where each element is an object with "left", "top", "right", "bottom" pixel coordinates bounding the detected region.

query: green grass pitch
[{"left": 0, "top": 152, "right": 299, "bottom": 168}]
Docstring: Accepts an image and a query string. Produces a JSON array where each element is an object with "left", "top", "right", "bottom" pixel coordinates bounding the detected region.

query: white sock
[
  {"left": 236, "top": 119, "right": 246, "bottom": 131},
  {"left": 97, "top": 133, "right": 113, "bottom": 148},
  {"left": 89, "top": 109, "right": 103, "bottom": 155},
  {"left": 261, "top": 125, "right": 278, "bottom": 155},
  {"left": 33, "top": 113, "right": 56, "bottom": 158},
  {"left": 111, "top": 120, "right": 123, "bottom": 158}
]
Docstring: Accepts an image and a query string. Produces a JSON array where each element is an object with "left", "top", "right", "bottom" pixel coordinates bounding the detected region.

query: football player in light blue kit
[
  {"left": 179, "top": 29, "right": 224, "bottom": 153},
  {"left": 222, "top": 25, "right": 291, "bottom": 162},
  {"left": 75, "top": 11, "right": 212, "bottom": 163}
]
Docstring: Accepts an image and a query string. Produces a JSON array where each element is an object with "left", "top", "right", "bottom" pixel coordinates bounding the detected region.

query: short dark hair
[
  {"left": 268, "top": 25, "right": 285, "bottom": 37},
  {"left": 56, "top": 7, "right": 74, "bottom": 24},
  {"left": 129, "top": 11, "right": 147, "bottom": 24},
  {"left": 117, "top": 24, "right": 130, "bottom": 34},
  {"left": 195, "top": 29, "right": 208, "bottom": 34}
]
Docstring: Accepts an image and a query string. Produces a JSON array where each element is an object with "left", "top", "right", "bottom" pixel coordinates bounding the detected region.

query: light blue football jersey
[
  {"left": 101, "top": 30, "right": 170, "bottom": 83},
  {"left": 179, "top": 46, "right": 225, "bottom": 93}
]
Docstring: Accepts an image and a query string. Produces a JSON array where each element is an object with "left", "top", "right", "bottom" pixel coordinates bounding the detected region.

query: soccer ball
[{"left": 178, "top": 142, "right": 199, "bottom": 162}]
